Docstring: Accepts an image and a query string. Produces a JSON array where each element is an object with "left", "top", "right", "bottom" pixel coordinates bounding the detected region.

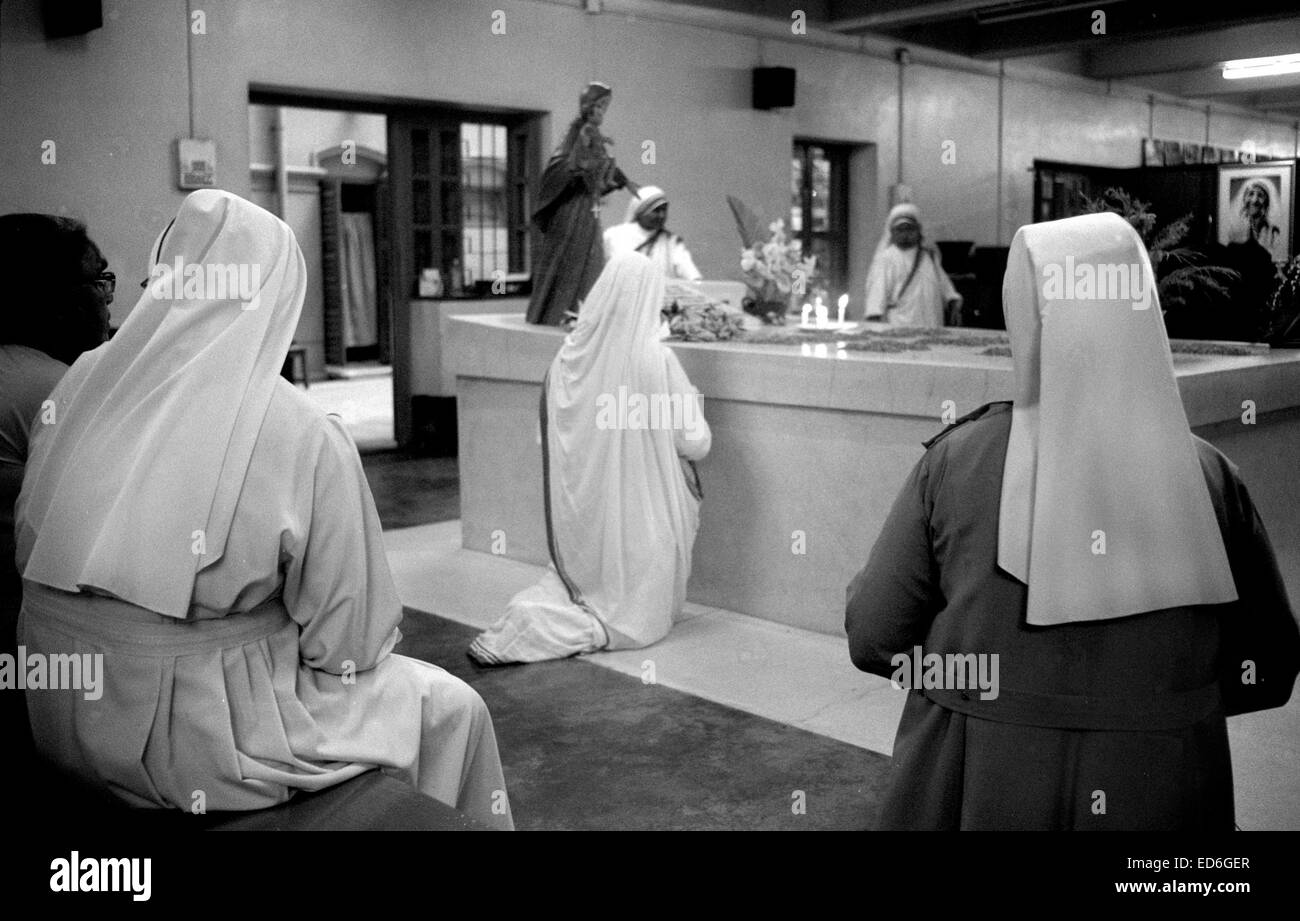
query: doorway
[
  {"left": 247, "top": 101, "right": 397, "bottom": 450},
  {"left": 249, "top": 87, "right": 544, "bottom": 452}
]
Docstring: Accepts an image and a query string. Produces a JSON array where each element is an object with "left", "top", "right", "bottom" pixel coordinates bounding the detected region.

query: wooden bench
[
  {"left": 199, "top": 772, "right": 486, "bottom": 831},
  {"left": 23, "top": 758, "right": 486, "bottom": 831}
]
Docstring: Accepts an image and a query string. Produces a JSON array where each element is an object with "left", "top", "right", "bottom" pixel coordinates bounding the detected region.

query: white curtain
[{"left": 340, "top": 212, "right": 378, "bottom": 349}]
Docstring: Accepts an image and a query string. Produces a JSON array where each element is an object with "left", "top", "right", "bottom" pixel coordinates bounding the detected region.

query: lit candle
[
  {"left": 814, "top": 296, "right": 828, "bottom": 328},
  {"left": 801, "top": 303, "right": 811, "bottom": 326},
  {"left": 837, "top": 293, "right": 848, "bottom": 325}
]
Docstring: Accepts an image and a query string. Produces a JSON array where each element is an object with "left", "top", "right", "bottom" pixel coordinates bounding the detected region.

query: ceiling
[{"left": 659, "top": 0, "right": 1300, "bottom": 119}]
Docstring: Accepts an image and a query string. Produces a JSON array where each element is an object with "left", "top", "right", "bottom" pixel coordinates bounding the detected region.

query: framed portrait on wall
[{"left": 1217, "top": 162, "right": 1294, "bottom": 264}]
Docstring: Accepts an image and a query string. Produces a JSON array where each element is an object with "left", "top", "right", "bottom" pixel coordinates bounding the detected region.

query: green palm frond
[
  {"left": 1158, "top": 266, "right": 1239, "bottom": 304},
  {"left": 1152, "top": 246, "right": 1200, "bottom": 270},
  {"left": 1150, "top": 214, "right": 1193, "bottom": 253},
  {"left": 726, "top": 195, "right": 767, "bottom": 251},
  {"left": 1082, "top": 187, "right": 1242, "bottom": 315},
  {"left": 1081, "top": 187, "right": 1156, "bottom": 244}
]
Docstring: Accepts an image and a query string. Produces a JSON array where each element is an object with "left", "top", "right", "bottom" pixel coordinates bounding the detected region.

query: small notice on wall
[{"left": 177, "top": 138, "right": 217, "bottom": 189}]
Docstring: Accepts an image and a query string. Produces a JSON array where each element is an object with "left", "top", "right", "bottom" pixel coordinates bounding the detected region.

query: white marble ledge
[{"left": 447, "top": 314, "right": 1300, "bottom": 426}]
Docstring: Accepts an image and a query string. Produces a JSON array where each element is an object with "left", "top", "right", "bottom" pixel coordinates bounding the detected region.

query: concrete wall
[
  {"left": 246, "top": 169, "right": 328, "bottom": 378},
  {"left": 3, "top": 0, "right": 1295, "bottom": 328},
  {"left": 248, "top": 105, "right": 387, "bottom": 168}
]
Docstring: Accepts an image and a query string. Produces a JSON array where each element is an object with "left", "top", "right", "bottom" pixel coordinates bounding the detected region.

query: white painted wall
[{"left": 2, "top": 0, "right": 1293, "bottom": 356}]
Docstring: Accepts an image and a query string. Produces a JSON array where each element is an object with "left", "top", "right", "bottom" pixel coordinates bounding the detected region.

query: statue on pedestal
[{"left": 526, "top": 82, "right": 639, "bottom": 326}]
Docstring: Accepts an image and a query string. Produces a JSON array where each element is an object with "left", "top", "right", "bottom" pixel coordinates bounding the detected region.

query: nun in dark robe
[
  {"left": 846, "top": 212, "right": 1299, "bottom": 830},
  {"left": 526, "top": 82, "right": 638, "bottom": 326}
]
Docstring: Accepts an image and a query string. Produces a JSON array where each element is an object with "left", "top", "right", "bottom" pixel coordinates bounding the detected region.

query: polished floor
[
  {"left": 332, "top": 372, "right": 1298, "bottom": 830},
  {"left": 395, "top": 608, "right": 887, "bottom": 830},
  {"left": 362, "top": 457, "right": 1300, "bottom": 831}
]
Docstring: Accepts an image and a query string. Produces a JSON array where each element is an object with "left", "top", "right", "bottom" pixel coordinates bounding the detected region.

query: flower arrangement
[
  {"left": 663, "top": 286, "right": 745, "bottom": 342},
  {"left": 727, "top": 195, "right": 817, "bottom": 324}
]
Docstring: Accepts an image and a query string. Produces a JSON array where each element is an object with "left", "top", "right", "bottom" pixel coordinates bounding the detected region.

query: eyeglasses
[{"left": 88, "top": 271, "right": 115, "bottom": 296}]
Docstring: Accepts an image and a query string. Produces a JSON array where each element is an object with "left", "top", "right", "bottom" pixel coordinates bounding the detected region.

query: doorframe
[{"left": 249, "top": 85, "right": 544, "bottom": 449}]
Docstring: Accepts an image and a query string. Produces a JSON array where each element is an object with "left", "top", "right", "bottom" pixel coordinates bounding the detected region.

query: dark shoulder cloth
[
  {"left": 922, "top": 401, "right": 1012, "bottom": 450},
  {"left": 1194, "top": 437, "right": 1300, "bottom": 716}
]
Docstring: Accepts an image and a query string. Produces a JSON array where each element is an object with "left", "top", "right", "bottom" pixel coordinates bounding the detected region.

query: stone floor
[
  {"left": 322, "top": 352, "right": 1300, "bottom": 830},
  {"left": 361, "top": 452, "right": 1300, "bottom": 831},
  {"left": 394, "top": 608, "right": 887, "bottom": 830}
]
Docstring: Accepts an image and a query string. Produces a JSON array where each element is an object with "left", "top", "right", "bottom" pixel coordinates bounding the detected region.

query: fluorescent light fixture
[{"left": 1222, "top": 53, "right": 1300, "bottom": 80}]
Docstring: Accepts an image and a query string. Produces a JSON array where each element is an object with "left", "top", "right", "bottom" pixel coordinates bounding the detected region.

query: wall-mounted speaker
[
  {"left": 752, "top": 67, "right": 796, "bottom": 110},
  {"left": 42, "top": 0, "right": 103, "bottom": 39}
]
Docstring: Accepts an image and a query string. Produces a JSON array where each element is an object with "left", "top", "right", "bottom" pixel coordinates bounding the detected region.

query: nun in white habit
[
  {"left": 469, "top": 252, "right": 711, "bottom": 664},
  {"left": 16, "top": 190, "right": 513, "bottom": 828},
  {"left": 862, "top": 203, "right": 961, "bottom": 328},
  {"left": 846, "top": 212, "right": 1298, "bottom": 829},
  {"left": 602, "top": 185, "right": 702, "bottom": 281}
]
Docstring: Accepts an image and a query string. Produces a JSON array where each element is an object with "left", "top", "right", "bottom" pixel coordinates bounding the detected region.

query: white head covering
[
  {"left": 882, "top": 201, "right": 920, "bottom": 236},
  {"left": 869, "top": 202, "right": 924, "bottom": 264},
  {"left": 997, "top": 212, "right": 1237, "bottom": 625},
  {"left": 623, "top": 185, "right": 668, "bottom": 224},
  {"left": 545, "top": 250, "right": 703, "bottom": 645},
  {"left": 19, "top": 189, "right": 307, "bottom": 619}
]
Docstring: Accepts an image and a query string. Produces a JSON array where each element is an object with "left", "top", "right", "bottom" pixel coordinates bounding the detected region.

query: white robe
[
  {"left": 15, "top": 190, "right": 512, "bottom": 827},
  {"left": 862, "top": 244, "right": 960, "bottom": 328},
  {"left": 604, "top": 222, "right": 702, "bottom": 281},
  {"left": 469, "top": 252, "right": 711, "bottom": 664},
  {"left": 18, "top": 382, "right": 512, "bottom": 826}
]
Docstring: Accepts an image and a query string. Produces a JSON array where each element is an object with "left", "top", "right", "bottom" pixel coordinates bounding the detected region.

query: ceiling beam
[
  {"left": 1084, "top": 18, "right": 1300, "bottom": 79},
  {"left": 825, "top": 0, "right": 992, "bottom": 33},
  {"left": 1132, "top": 67, "right": 1300, "bottom": 101}
]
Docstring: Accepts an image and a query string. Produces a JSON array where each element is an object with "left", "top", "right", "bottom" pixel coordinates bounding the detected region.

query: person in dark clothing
[
  {"left": 0, "top": 212, "right": 112, "bottom": 795},
  {"left": 846, "top": 213, "right": 1299, "bottom": 830}
]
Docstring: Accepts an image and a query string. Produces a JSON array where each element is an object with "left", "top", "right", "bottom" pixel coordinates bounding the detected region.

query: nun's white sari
[
  {"left": 16, "top": 190, "right": 512, "bottom": 827},
  {"left": 862, "top": 204, "right": 961, "bottom": 328},
  {"left": 469, "top": 252, "right": 711, "bottom": 664}
]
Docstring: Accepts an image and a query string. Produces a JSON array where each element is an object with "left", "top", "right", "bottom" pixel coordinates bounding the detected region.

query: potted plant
[
  {"left": 727, "top": 195, "right": 817, "bottom": 324},
  {"left": 1080, "top": 187, "right": 1239, "bottom": 319}
]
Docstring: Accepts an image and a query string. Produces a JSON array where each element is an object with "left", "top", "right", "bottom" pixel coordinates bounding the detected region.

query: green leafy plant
[
  {"left": 1081, "top": 187, "right": 1239, "bottom": 313},
  {"left": 1261, "top": 255, "right": 1300, "bottom": 343}
]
